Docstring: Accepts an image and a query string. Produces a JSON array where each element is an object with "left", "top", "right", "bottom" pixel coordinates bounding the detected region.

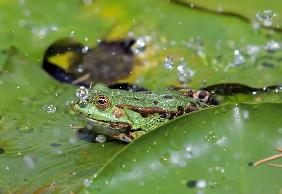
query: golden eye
[{"left": 95, "top": 95, "right": 110, "bottom": 110}]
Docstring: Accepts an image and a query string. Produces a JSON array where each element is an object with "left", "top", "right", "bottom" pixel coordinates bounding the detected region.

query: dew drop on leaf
[
  {"left": 255, "top": 9, "right": 276, "bottom": 27},
  {"left": 163, "top": 56, "right": 174, "bottom": 70},
  {"left": 42, "top": 104, "right": 56, "bottom": 113},
  {"left": 265, "top": 40, "right": 281, "bottom": 52}
]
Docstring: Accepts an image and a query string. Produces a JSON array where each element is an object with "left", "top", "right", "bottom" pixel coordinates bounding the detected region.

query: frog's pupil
[
  {"left": 95, "top": 95, "right": 110, "bottom": 109},
  {"left": 98, "top": 99, "right": 106, "bottom": 104}
]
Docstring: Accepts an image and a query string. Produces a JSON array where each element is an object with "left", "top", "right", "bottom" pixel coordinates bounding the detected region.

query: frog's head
[{"left": 71, "top": 83, "right": 132, "bottom": 130}]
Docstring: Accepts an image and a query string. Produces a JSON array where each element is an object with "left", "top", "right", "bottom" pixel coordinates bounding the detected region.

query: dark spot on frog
[
  {"left": 186, "top": 180, "right": 197, "bottom": 188},
  {"left": 198, "top": 90, "right": 208, "bottom": 100},
  {"left": 177, "top": 106, "right": 184, "bottom": 114},
  {"left": 163, "top": 95, "right": 173, "bottom": 99},
  {"left": 160, "top": 112, "right": 173, "bottom": 119},
  {"left": 49, "top": 143, "right": 62, "bottom": 147},
  {"left": 146, "top": 91, "right": 152, "bottom": 95},
  {"left": 153, "top": 100, "right": 159, "bottom": 105},
  {"left": 140, "top": 113, "right": 149, "bottom": 118},
  {"left": 0, "top": 147, "right": 5, "bottom": 154}
]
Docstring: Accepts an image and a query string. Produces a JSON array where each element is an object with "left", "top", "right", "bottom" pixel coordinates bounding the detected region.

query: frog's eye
[{"left": 94, "top": 95, "right": 110, "bottom": 110}]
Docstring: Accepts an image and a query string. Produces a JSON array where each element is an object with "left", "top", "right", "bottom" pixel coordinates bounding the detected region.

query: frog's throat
[{"left": 78, "top": 112, "right": 132, "bottom": 130}]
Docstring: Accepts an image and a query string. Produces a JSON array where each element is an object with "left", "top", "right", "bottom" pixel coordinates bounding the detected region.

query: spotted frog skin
[{"left": 71, "top": 83, "right": 211, "bottom": 142}]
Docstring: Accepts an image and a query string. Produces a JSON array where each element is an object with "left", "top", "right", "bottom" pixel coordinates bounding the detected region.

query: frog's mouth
[{"left": 77, "top": 112, "right": 132, "bottom": 131}]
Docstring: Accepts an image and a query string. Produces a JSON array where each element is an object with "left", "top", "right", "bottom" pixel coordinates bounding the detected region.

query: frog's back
[{"left": 111, "top": 88, "right": 201, "bottom": 112}]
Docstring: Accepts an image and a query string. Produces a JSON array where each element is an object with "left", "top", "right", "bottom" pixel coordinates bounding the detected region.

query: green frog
[{"left": 71, "top": 83, "right": 212, "bottom": 142}]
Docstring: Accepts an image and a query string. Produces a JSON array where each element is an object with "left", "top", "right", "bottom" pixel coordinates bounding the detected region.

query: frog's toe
[{"left": 110, "top": 133, "right": 133, "bottom": 142}]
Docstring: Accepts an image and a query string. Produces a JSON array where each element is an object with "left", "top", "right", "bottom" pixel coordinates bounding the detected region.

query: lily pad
[
  {"left": 83, "top": 103, "right": 282, "bottom": 194},
  {"left": 0, "top": 0, "right": 282, "bottom": 193},
  {"left": 0, "top": 49, "right": 125, "bottom": 193}
]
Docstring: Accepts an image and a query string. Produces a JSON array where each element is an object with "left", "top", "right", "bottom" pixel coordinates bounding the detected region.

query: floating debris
[
  {"left": 163, "top": 56, "right": 174, "bottom": 70},
  {"left": 42, "top": 104, "right": 57, "bottom": 113}
]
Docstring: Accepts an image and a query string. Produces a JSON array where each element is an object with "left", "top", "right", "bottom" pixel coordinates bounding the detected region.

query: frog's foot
[
  {"left": 110, "top": 133, "right": 133, "bottom": 143},
  {"left": 110, "top": 131, "right": 147, "bottom": 143},
  {"left": 170, "top": 87, "right": 211, "bottom": 103}
]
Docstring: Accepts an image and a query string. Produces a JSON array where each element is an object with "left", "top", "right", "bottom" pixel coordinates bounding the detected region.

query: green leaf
[
  {"left": 0, "top": 49, "right": 125, "bottom": 193},
  {"left": 0, "top": 0, "right": 282, "bottom": 193},
  {"left": 91, "top": 0, "right": 282, "bottom": 89},
  {"left": 83, "top": 103, "right": 282, "bottom": 194}
]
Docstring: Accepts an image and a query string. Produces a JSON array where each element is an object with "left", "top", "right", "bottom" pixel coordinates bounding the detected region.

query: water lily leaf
[
  {"left": 90, "top": 0, "right": 282, "bottom": 89},
  {"left": 0, "top": 49, "right": 125, "bottom": 193},
  {"left": 177, "top": 0, "right": 282, "bottom": 28},
  {"left": 83, "top": 103, "right": 282, "bottom": 194},
  {"left": 1, "top": 0, "right": 282, "bottom": 89}
]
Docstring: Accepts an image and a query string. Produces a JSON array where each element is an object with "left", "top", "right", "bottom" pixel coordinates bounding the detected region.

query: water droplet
[
  {"left": 23, "top": 155, "right": 35, "bottom": 168},
  {"left": 95, "top": 134, "right": 107, "bottom": 143},
  {"left": 256, "top": 10, "right": 276, "bottom": 27},
  {"left": 196, "top": 179, "right": 207, "bottom": 189},
  {"left": 245, "top": 45, "right": 261, "bottom": 56},
  {"left": 5, "top": 166, "right": 10, "bottom": 170},
  {"left": 31, "top": 25, "right": 58, "bottom": 38},
  {"left": 177, "top": 58, "right": 194, "bottom": 84},
  {"left": 265, "top": 40, "right": 280, "bottom": 52},
  {"left": 186, "top": 37, "right": 205, "bottom": 57},
  {"left": 206, "top": 131, "right": 217, "bottom": 143},
  {"left": 163, "top": 56, "right": 174, "bottom": 70},
  {"left": 171, "top": 152, "right": 186, "bottom": 167},
  {"left": 230, "top": 49, "right": 245, "bottom": 66},
  {"left": 82, "top": 0, "right": 93, "bottom": 5},
  {"left": 78, "top": 100, "right": 88, "bottom": 108},
  {"left": 242, "top": 110, "right": 249, "bottom": 119},
  {"left": 83, "top": 178, "right": 92, "bottom": 186},
  {"left": 69, "top": 30, "right": 75, "bottom": 37},
  {"left": 131, "top": 36, "right": 148, "bottom": 55},
  {"left": 69, "top": 137, "right": 77, "bottom": 144},
  {"left": 42, "top": 104, "right": 56, "bottom": 113},
  {"left": 159, "top": 153, "right": 170, "bottom": 165},
  {"left": 76, "top": 86, "right": 88, "bottom": 100},
  {"left": 216, "top": 136, "right": 227, "bottom": 147},
  {"left": 183, "top": 146, "right": 193, "bottom": 159},
  {"left": 81, "top": 46, "right": 89, "bottom": 54}
]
